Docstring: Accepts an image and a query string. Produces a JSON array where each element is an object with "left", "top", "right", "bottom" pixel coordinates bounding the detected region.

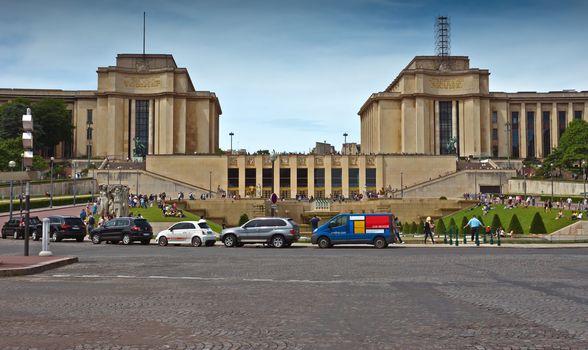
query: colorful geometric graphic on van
[{"left": 350, "top": 215, "right": 389, "bottom": 234}]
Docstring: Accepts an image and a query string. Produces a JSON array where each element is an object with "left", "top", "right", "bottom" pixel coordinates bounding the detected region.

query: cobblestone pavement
[{"left": 0, "top": 240, "right": 587, "bottom": 349}]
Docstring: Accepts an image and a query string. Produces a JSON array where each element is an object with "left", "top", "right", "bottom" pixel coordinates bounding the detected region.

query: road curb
[{"left": 0, "top": 256, "right": 78, "bottom": 277}]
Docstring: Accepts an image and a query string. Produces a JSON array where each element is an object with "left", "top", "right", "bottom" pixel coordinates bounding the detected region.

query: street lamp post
[
  {"left": 400, "top": 172, "right": 404, "bottom": 199},
  {"left": 343, "top": 133, "right": 348, "bottom": 154},
  {"left": 523, "top": 164, "right": 527, "bottom": 198},
  {"left": 550, "top": 163, "right": 554, "bottom": 203},
  {"left": 505, "top": 121, "right": 511, "bottom": 168},
  {"left": 270, "top": 153, "right": 278, "bottom": 216},
  {"left": 209, "top": 171, "right": 212, "bottom": 198},
  {"left": 73, "top": 162, "right": 77, "bottom": 206},
  {"left": 229, "top": 132, "right": 234, "bottom": 154},
  {"left": 8, "top": 161, "right": 15, "bottom": 220},
  {"left": 49, "top": 157, "right": 54, "bottom": 208},
  {"left": 582, "top": 160, "right": 587, "bottom": 204},
  {"left": 19, "top": 153, "right": 24, "bottom": 217}
]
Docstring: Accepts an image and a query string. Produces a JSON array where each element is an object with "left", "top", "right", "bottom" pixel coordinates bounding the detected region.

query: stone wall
[
  {"left": 0, "top": 179, "right": 95, "bottom": 199},
  {"left": 402, "top": 170, "right": 515, "bottom": 198},
  {"left": 508, "top": 179, "right": 588, "bottom": 197}
]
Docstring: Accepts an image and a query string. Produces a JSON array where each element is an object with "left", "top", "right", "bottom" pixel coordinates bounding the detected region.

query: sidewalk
[{"left": 0, "top": 255, "right": 78, "bottom": 277}]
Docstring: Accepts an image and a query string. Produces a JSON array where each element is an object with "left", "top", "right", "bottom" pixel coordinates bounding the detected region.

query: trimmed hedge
[
  {"left": 416, "top": 219, "right": 424, "bottom": 234},
  {"left": 461, "top": 216, "right": 470, "bottom": 237},
  {"left": 491, "top": 214, "right": 503, "bottom": 230},
  {"left": 410, "top": 221, "right": 418, "bottom": 234},
  {"left": 0, "top": 195, "right": 93, "bottom": 213},
  {"left": 508, "top": 214, "right": 524, "bottom": 235},
  {"left": 529, "top": 212, "right": 547, "bottom": 234},
  {"left": 436, "top": 218, "right": 446, "bottom": 235},
  {"left": 238, "top": 213, "right": 249, "bottom": 226}
]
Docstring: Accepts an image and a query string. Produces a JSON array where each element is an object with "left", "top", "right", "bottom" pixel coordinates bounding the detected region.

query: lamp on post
[
  {"left": 8, "top": 160, "right": 15, "bottom": 220},
  {"left": 343, "top": 133, "right": 348, "bottom": 154},
  {"left": 270, "top": 152, "right": 278, "bottom": 216},
  {"left": 550, "top": 163, "right": 554, "bottom": 203},
  {"left": 209, "top": 171, "right": 212, "bottom": 199},
  {"left": 400, "top": 172, "right": 404, "bottom": 199},
  {"left": 72, "top": 162, "right": 77, "bottom": 206},
  {"left": 229, "top": 132, "right": 234, "bottom": 154},
  {"left": 49, "top": 157, "right": 54, "bottom": 208},
  {"left": 523, "top": 163, "right": 527, "bottom": 198}
]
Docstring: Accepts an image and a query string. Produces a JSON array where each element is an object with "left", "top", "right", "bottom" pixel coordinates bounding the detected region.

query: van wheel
[
  {"left": 223, "top": 234, "right": 237, "bottom": 247},
  {"left": 271, "top": 235, "right": 285, "bottom": 248},
  {"left": 374, "top": 237, "right": 388, "bottom": 249},
  {"left": 317, "top": 236, "right": 331, "bottom": 248}
]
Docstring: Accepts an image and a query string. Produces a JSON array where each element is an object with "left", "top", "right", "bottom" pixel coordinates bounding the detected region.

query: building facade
[
  {"left": 0, "top": 54, "right": 221, "bottom": 159},
  {"left": 359, "top": 56, "right": 588, "bottom": 159}
]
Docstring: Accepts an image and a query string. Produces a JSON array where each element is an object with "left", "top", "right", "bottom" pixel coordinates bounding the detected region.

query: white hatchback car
[{"left": 155, "top": 220, "right": 216, "bottom": 247}]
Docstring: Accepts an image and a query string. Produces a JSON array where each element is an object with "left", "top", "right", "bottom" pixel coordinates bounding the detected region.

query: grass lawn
[
  {"left": 126, "top": 206, "right": 223, "bottom": 233},
  {"left": 441, "top": 204, "right": 585, "bottom": 234}
]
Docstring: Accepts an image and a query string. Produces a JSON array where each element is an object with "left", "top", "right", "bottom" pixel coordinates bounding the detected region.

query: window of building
[
  {"left": 348, "top": 168, "right": 359, "bottom": 188},
  {"left": 297, "top": 168, "right": 308, "bottom": 188},
  {"left": 558, "top": 111, "right": 566, "bottom": 139},
  {"left": 245, "top": 168, "right": 256, "bottom": 187},
  {"left": 314, "top": 168, "right": 325, "bottom": 188},
  {"left": 86, "top": 109, "right": 93, "bottom": 125},
  {"left": 228, "top": 168, "right": 239, "bottom": 189},
  {"left": 262, "top": 168, "right": 272, "bottom": 188},
  {"left": 279, "top": 168, "right": 291, "bottom": 188},
  {"left": 439, "top": 101, "right": 452, "bottom": 154},
  {"left": 492, "top": 145, "right": 498, "bottom": 157},
  {"left": 542, "top": 111, "right": 551, "bottom": 157},
  {"left": 527, "top": 111, "right": 535, "bottom": 158},
  {"left": 135, "top": 100, "right": 149, "bottom": 157},
  {"left": 331, "top": 168, "right": 342, "bottom": 188},
  {"left": 575, "top": 110, "right": 583, "bottom": 120},
  {"left": 366, "top": 168, "right": 376, "bottom": 189},
  {"left": 492, "top": 128, "right": 498, "bottom": 141},
  {"left": 491, "top": 111, "right": 498, "bottom": 124},
  {"left": 511, "top": 111, "right": 519, "bottom": 158}
]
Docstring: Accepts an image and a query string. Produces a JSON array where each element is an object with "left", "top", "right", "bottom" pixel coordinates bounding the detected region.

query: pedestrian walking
[
  {"left": 464, "top": 216, "right": 483, "bottom": 242},
  {"left": 424, "top": 216, "right": 435, "bottom": 244},
  {"left": 309, "top": 215, "right": 320, "bottom": 231},
  {"left": 392, "top": 214, "right": 404, "bottom": 244}
]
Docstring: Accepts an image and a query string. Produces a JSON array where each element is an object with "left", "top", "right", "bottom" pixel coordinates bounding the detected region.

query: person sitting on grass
[
  {"left": 556, "top": 209, "right": 564, "bottom": 220},
  {"left": 571, "top": 211, "right": 578, "bottom": 220}
]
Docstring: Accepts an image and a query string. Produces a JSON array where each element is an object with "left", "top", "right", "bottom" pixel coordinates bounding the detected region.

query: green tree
[
  {"left": 416, "top": 219, "right": 424, "bottom": 234},
  {"left": 410, "top": 221, "right": 417, "bottom": 234},
  {"left": 508, "top": 214, "right": 524, "bottom": 235},
  {"left": 0, "top": 138, "right": 23, "bottom": 171},
  {"left": 544, "top": 119, "right": 588, "bottom": 170},
  {"left": 529, "top": 212, "right": 547, "bottom": 234},
  {"left": 490, "top": 214, "right": 503, "bottom": 230},
  {"left": 448, "top": 217, "right": 457, "bottom": 235},
  {"left": 0, "top": 98, "right": 31, "bottom": 140},
  {"left": 436, "top": 218, "right": 446, "bottom": 235},
  {"left": 238, "top": 213, "right": 249, "bottom": 226},
  {"left": 32, "top": 99, "right": 73, "bottom": 154},
  {"left": 461, "top": 216, "right": 470, "bottom": 238}
]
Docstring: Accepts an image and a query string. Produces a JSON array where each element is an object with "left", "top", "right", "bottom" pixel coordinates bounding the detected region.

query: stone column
[
  {"left": 273, "top": 157, "right": 280, "bottom": 197},
  {"left": 307, "top": 156, "right": 315, "bottom": 199},
  {"left": 290, "top": 158, "right": 297, "bottom": 199},
  {"left": 584, "top": 102, "right": 588, "bottom": 122},
  {"left": 451, "top": 100, "right": 457, "bottom": 154},
  {"left": 237, "top": 156, "right": 246, "bottom": 198},
  {"left": 551, "top": 103, "right": 558, "bottom": 150},
  {"left": 535, "top": 103, "right": 543, "bottom": 158},
  {"left": 341, "top": 157, "right": 349, "bottom": 199},
  {"left": 415, "top": 98, "right": 425, "bottom": 154},
  {"left": 358, "top": 156, "right": 366, "bottom": 197},
  {"left": 375, "top": 156, "right": 384, "bottom": 193},
  {"left": 255, "top": 155, "right": 263, "bottom": 198},
  {"left": 568, "top": 102, "right": 574, "bottom": 126},
  {"left": 324, "top": 156, "right": 332, "bottom": 198},
  {"left": 520, "top": 104, "right": 527, "bottom": 159}
]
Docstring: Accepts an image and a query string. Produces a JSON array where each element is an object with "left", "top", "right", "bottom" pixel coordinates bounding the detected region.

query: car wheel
[
  {"left": 1, "top": 232, "right": 6, "bottom": 239},
  {"left": 191, "top": 236, "right": 202, "bottom": 247},
  {"left": 374, "top": 237, "right": 388, "bottom": 249},
  {"left": 76, "top": 236, "right": 84, "bottom": 242},
  {"left": 317, "top": 236, "right": 331, "bottom": 248},
  {"left": 271, "top": 235, "right": 285, "bottom": 248},
  {"left": 92, "top": 234, "right": 101, "bottom": 244},
  {"left": 158, "top": 236, "right": 168, "bottom": 246},
  {"left": 32, "top": 231, "right": 39, "bottom": 241},
  {"left": 223, "top": 234, "right": 237, "bottom": 247},
  {"left": 122, "top": 234, "right": 132, "bottom": 245},
  {"left": 141, "top": 240, "right": 150, "bottom": 245},
  {"left": 51, "top": 231, "right": 61, "bottom": 242}
]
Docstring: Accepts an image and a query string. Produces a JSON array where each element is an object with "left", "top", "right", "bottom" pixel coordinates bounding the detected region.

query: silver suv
[{"left": 220, "top": 217, "right": 300, "bottom": 248}]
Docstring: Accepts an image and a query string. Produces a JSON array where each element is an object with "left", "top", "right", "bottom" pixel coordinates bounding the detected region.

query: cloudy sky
[{"left": 1, "top": 0, "right": 587, "bottom": 153}]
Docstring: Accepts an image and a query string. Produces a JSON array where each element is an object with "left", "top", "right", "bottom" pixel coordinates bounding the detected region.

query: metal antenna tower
[{"left": 435, "top": 16, "right": 451, "bottom": 69}]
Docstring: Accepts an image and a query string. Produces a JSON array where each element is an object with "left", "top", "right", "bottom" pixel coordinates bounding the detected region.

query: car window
[
  {"left": 197, "top": 222, "right": 210, "bottom": 229},
  {"left": 183, "top": 223, "right": 195, "bottom": 229},
  {"left": 267, "top": 219, "right": 287, "bottom": 227},
  {"left": 243, "top": 220, "right": 259, "bottom": 229},
  {"left": 287, "top": 219, "right": 298, "bottom": 227},
  {"left": 104, "top": 220, "right": 116, "bottom": 228},
  {"left": 9, "top": 219, "right": 18, "bottom": 225},
  {"left": 65, "top": 218, "right": 84, "bottom": 225},
  {"left": 49, "top": 217, "right": 59, "bottom": 224},
  {"left": 170, "top": 223, "right": 182, "bottom": 230},
  {"left": 133, "top": 219, "right": 151, "bottom": 229}
]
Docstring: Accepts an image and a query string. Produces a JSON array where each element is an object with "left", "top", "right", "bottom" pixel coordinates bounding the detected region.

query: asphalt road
[{"left": 1, "top": 239, "right": 587, "bottom": 350}]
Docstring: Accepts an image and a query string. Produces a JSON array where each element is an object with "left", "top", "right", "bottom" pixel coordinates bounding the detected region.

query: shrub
[
  {"left": 478, "top": 216, "right": 485, "bottom": 227},
  {"left": 436, "top": 219, "right": 446, "bottom": 235},
  {"left": 461, "top": 216, "right": 470, "bottom": 238},
  {"left": 508, "top": 214, "right": 524, "bottom": 235},
  {"left": 491, "top": 214, "right": 503, "bottom": 230},
  {"left": 439, "top": 196, "right": 447, "bottom": 200},
  {"left": 410, "top": 221, "right": 417, "bottom": 234},
  {"left": 529, "top": 212, "right": 547, "bottom": 234},
  {"left": 238, "top": 213, "right": 249, "bottom": 226},
  {"left": 448, "top": 217, "right": 457, "bottom": 234},
  {"left": 416, "top": 219, "right": 424, "bottom": 234}
]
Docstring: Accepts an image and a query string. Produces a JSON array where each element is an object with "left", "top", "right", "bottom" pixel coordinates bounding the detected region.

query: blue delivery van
[{"left": 311, "top": 213, "right": 395, "bottom": 248}]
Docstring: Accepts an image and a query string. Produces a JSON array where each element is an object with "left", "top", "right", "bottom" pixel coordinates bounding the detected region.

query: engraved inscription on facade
[
  {"left": 246, "top": 157, "right": 256, "bottom": 167},
  {"left": 315, "top": 157, "right": 324, "bottom": 166},
  {"left": 429, "top": 77, "right": 463, "bottom": 90},
  {"left": 123, "top": 78, "right": 162, "bottom": 88},
  {"left": 367, "top": 156, "right": 375, "bottom": 166},
  {"left": 297, "top": 157, "right": 306, "bottom": 166},
  {"left": 229, "top": 157, "right": 238, "bottom": 167},
  {"left": 280, "top": 157, "right": 289, "bottom": 166}
]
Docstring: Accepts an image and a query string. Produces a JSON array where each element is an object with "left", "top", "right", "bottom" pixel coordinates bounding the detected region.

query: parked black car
[
  {"left": 1, "top": 216, "right": 42, "bottom": 240},
  {"left": 90, "top": 217, "right": 153, "bottom": 245},
  {"left": 47, "top": 215, "right": 86, "bottom": 242}
]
